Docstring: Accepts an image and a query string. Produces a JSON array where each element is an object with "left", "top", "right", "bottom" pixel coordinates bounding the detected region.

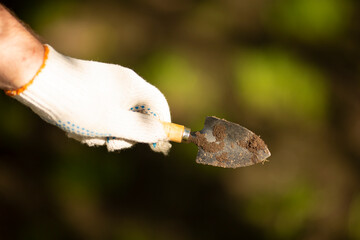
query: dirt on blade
[
  {"left": 188, "top": 132, "right": 224, "bottom": 153},
  {"left": 237, "top": 133, "right": 268, "bottom": 163},
  {"left": 188, "top": 124, "right": 227, "bottom": 153},
  {"left": 216, "top": 152, "right": 229, "bottom": 162},
  {"left": 212, "top": 124, "right": 227, "bottom": 141}
]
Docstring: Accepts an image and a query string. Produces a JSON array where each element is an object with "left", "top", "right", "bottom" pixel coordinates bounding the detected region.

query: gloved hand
[{"left": 6, "top": 45, "right": 171, "bottom": 154}]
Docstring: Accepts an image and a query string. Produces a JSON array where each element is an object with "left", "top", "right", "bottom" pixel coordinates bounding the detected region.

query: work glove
[{"left": 6, "top": 45, "right": 171, "bottom": 154}]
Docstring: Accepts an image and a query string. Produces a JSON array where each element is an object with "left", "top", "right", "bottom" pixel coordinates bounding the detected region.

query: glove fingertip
[
  {"left": 106, "top": 139, "right": 135, "bottom": 152},
  {"left": 82, "top": 138, "right": 106, "bottom": 147},
  {"left": 67, "top": 133, "right": 106, "bottom": 147},
  {"left": 150, "top": 141, "right": 172, "bottom": 155}
]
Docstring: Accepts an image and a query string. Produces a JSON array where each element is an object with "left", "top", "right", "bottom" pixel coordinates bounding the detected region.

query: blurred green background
[{"left": 1, "top": 0, "right": 360, "bottom": 239}]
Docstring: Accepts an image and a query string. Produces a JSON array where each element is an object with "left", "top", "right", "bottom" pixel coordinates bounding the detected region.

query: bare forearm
[{"left": 0, "top": 4, "right": 44, "bottom": 90}]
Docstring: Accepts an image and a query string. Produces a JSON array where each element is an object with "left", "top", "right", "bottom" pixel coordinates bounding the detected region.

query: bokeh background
[{"left": 1, "top": 0, "right": 360, "bottom": 239}]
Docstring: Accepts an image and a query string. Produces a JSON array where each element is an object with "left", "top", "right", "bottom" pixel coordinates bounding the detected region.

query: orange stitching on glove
[{"left": 5, "top": 45, "right": 49, "bottom": 96}]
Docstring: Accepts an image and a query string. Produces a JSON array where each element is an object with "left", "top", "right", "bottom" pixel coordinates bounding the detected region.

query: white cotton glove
[{"left": 11, "top": 45, "right": 172, "bottom": 154}]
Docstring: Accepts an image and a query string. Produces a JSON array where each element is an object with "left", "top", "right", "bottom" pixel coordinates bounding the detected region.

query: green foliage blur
[{"left": 1, "top": 0, "right": 360, "bottom": 239}]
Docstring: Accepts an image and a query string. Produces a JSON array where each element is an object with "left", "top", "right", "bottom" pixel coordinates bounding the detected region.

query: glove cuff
[
  {"left": 8, "top": 44, "right": 97, "bottom": 133},
  {"left": 5, "top": 45, "right": 50, "bottom": 96}
]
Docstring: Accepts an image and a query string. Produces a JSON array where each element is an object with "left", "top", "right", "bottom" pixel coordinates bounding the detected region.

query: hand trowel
[{"left": 162, "top": 116, "right": 271, "bottom": 168}]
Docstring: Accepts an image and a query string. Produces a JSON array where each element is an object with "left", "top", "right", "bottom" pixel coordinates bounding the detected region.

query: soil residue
[
  {"left": 189, "top": 132, "right": 224, "bottom": 153},
  {"left": 212, "top": 124, "right": 227, "bottom": 141},
  {"left": 216, "top": 152, "right": 229, "bottom": 162},
  {"left": 237, "top": 133, "right": 267, "bottom": 163},
  {"left": 188, "top": 124, "right": 227, "bottom": 153}
]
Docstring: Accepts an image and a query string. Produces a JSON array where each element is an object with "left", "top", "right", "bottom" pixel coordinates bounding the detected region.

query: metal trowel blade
[{"left": 190, "top": 116, "right": 271, "bottom": 168}]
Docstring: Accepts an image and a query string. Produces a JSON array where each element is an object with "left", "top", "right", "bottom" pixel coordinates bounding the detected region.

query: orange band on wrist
[{"left": 5, "top": 45, "right": 50, "bottom": 97}]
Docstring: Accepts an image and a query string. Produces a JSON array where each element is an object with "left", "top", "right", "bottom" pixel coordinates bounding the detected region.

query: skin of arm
[{"left": 0, "top": 4, "right": 44, "bottom": 90}]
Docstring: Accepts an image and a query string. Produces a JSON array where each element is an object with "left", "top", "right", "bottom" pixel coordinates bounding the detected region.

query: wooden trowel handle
[{"left": 161, "top": 122, "right": 191, "bottom": 143}]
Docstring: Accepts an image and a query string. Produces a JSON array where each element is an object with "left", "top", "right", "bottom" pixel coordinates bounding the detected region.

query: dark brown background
[{"left": 1, "top": 0, "right": 360, "bottom": 239}]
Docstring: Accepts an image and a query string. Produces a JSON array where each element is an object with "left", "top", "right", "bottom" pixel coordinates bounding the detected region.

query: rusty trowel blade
[{"left": 189, "top": 116, "right": 271, "bottom": 168}]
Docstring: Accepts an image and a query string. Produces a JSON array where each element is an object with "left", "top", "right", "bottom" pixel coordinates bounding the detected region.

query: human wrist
[{"left": 0, "top": 4, "right": 44, "bottom": 90}]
